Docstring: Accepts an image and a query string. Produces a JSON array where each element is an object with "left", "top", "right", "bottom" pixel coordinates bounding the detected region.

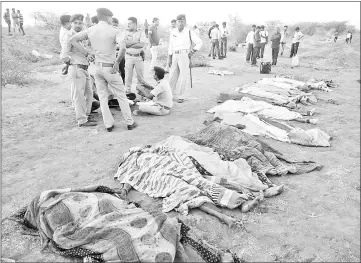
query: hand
[{"left": 110, "top": 62, "right": 119, "bottom": 74}]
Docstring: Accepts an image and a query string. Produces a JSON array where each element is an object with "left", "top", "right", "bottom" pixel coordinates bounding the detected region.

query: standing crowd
[
  {"left": 3, "top": 7, "right": 25, "bottom": 36},
  {"left": 58, "top": 8, "right": 202, "bottom": 132}
]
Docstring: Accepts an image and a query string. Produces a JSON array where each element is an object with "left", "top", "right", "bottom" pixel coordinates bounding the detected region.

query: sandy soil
[{"left": 1, "top": 32, "right": 360, "bottom": 262}]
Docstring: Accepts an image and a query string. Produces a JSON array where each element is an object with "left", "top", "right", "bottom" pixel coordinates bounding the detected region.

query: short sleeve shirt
[
  {"left": 292, "top": 31, "right": 303, "bottom": 43},
  {"left": 150, "top": 79, "right": 173, "bottom": 108},
  {"left": 124, "top": 29, "right": 147, "bottom": 54}
]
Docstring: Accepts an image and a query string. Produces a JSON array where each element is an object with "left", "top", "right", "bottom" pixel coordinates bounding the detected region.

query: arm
[
  {"left": 60, "top": 33, "right": 72, "bottom": 64},
  {"left": 190, "top": 29, "right": 202, "bottom": 51},
  {"left": 168, "top": 33, "right": 173, "bottom": 67},
  {"left": 148, "top": 27, "right": 155, "bottom": 46},
  {"left": 70, "top": 30, "right": 89, "bottom": 57}
]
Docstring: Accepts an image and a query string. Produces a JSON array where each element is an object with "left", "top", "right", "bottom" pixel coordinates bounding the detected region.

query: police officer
[{"left": 70, "top": 8, "right": 137, "bottom": 132}]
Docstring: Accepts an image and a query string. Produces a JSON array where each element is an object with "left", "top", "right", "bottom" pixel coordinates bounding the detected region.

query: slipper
[{"left": 177, "top": 99, "right": 184, "bottom": 103}]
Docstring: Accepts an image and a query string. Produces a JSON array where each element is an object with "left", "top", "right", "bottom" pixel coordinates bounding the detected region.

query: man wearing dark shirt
[
  {"left": 149, "top": 17, "right": 160, "bottom": 75},
  {"left": 3, "top": 8, "right": 11, "bottom": 35},
  {"left": 208, "top": 21, "right": 215, "bottom": 57},
  {"left": 271, "top": 26, "right": 281, "bottom": 66},
  {"left": 251, "top": 26, "right": 261, "bottom": 66}
]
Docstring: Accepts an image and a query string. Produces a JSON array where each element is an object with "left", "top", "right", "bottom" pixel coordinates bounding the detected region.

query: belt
[
  {"left": 95, "top": 62, "right": 114, "bottom": 67},
  {"left": 71, "top": 64, "right": 88, "bottom": 70},
  {"left": 126, "top": 52, "right": 141, "bottom": 57},
  {"left": 174, "top": 49, "right": 188, "bottom": 54}
]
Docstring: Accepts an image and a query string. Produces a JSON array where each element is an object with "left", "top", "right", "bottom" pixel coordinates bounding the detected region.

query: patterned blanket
[
  {"left": 185, "top": 122, "right": 323, "bottom": 176},
  {"left": 10, "top": 186, "right": 237, "bottom": 263}
]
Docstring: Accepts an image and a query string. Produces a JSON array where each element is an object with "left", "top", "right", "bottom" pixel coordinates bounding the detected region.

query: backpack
[{"left": 260, "top": 62, "right": 272, "bottom": 74}]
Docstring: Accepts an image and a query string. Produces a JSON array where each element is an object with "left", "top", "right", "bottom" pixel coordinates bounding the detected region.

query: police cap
[
  {"left": 69, "top": 14, "right": 84, "bottom": 22},
  {"left": 176, "top": 14, "right": 186, "bottom": 21},
  {"left": 96, "top": 8, "right": 113, "bottom": 16}
]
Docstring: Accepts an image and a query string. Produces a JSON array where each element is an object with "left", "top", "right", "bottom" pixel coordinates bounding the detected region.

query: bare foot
[
  {"left": 264, "top": 184, "right": 284, "bottom": 197},
  {"left": 240, "top": 194, "right": 262, "bottom": 212}
]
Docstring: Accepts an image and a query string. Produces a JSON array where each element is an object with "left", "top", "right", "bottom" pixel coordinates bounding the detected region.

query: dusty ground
[{"left": 1, "top": 29, "right": 360, "bottom": 262}]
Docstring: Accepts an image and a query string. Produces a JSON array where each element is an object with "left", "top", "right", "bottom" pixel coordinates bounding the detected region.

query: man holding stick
[{"left": 168, "top": 14, "right": 202, "bottom": 103}]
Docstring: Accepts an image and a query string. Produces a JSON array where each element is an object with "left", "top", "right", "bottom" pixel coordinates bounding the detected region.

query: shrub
[
  {"left": 30, "top": 11, "right": 61, "bottom": 30},
  {"left": 1, "top": 50, "right": 31, "bottom": 86}
]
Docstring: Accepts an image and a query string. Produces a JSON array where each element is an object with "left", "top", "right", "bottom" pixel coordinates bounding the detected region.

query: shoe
[
  {"left": 106, "top": 125, "right": 114, "bottom": 132},
  {"left": 219, "top": 57, "right": 224, "bottom": 60},
  {"left": 127, "top": 122, "right": 138, "bottom": 130},
  {"left": 213, "top": 57, "right": 215, "bottom": 59},
  {"left": 177, "top": 99, "right": 184, "bottom": 103},
  {"left": 79, "top": 121, "right": 97, "bottom": 127}
]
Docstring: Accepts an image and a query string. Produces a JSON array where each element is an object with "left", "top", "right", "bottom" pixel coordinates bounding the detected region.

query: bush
[
  {"left": 1, "top": 50, "right": 31, "bottom": 86},
  {"left": 30, "top": 11, "right": 61, "bottom": 30}
]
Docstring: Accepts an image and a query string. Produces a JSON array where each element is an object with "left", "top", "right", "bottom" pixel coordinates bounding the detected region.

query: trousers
[
  {"left": 272, "top": 47, "right": 280, "bottom": 65},
  {"left": 169, "top": 53, "right": 190, "bottom": 100},
  {"left": 19, "top": 22, "right": 25, "bottom": 35},
  {"left": 252, "top": 46, "right": 260, "bottom": 65},
  {"left": 290, "top": 42, "right": 300, "bottom": 57},
  {"left": 138, "top": 101, "right": 170, "bottom": 116},
  {"left": 150, "top": 45, "right": 158, "bottom": 71},
  {"left": 68, "top": 66, "right": 93, "bottom": 125},
  {"left": 93, "top": 65, "right": 134, "bottom": 128},
  {"left": 220, "top": 37, "right": 227, "bottom": 57},
  {"left": 260, "top": 43, "right": 266, "bottom": 58},
  {"left": 211, "top": 39, "right": 220, "bottom": 58},
  {"left": 125, "top": 55, "right": 146, "bottom": 93},
  {"left": 246, "top": 43, "right": 253, "bottom": 62}
]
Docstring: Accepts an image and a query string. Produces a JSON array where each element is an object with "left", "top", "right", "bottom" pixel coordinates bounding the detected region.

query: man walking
[
  {"left": 271, "top": 26, "right": 281, "bottom": 66},
  {"left": 245, "top": 25, "right": 256, "bottom": 62},
  {"left": 61, "top": 14, "right": 96, "bottom": 128},
  {"left": 124, "top": 16, "right": 147, "bottom": 94},
  {"left": 210, "top": 24, "right": 221, "bottom": 59},
  {"left": 168, "top": 14, "right": 202, "bottom": 103},
  {"left": 207, "top": 21, "right": 216, "bottom": 57},
  {"left": 165, "top": 19, "right": 177, "bottom": 73},
  {"left": 280, "top": 25, "right": 288, "bottom": 55},
  {"left": 3, "top": 8, "right": 11, "bottom": 36},
  {"left": 144, "top": 19, "right": 149, "bottom": 38},
  {"left": 17, "top": 10, "right": 25, "bottom": 35},
  {"left": 259, "top": 25, "right": 268, "bottom": 59},
  {"left": 251, "top": 26, "right": 261, "bottom": 66},
  {"left": 11, "top": 8, "right": 20, "bottom": 35},
  {"left": 220, "top": 22, "right": 230, "bottom": 58},
  {"left": 71, "top": 8, "right": 137, "bottom": 132},
  {"left": 149, "top": 17, "right": 160, "bottom": 75},
  {"left": 290, "top": 27, "right": 303, "bottom": 57}
]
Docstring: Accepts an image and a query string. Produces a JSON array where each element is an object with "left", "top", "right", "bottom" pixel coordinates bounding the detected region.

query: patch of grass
[{"left": 1, "top": 51, "right": 31, "bottom": 86}]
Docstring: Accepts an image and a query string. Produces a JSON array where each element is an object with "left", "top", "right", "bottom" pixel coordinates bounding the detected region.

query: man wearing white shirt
[
  {"left": 290, "top": 27, "right": 303, "bottom": 57},
  {"left": 210, "top": 24, "right": 221, "bottom": 59},
  {"left": 220, "top": 22, "right": 230, "bottom": 58},
  {"left": 346, "top": 31, "right": 352, "bottom": 44},
  {"left": 280, "top": 25, "right": 288, "bottom": 56},
  {"left": 168, "top": 14, "right": 202, "bottom": 103},
  {"left": 165, "top": 19, "right": 177, "bottom": 73},
  {"left": 259, "top": 25, "right": 268, "bottom": 59},
  {"left": 245, "top": 25, "right": 256, "bottom": 62}
]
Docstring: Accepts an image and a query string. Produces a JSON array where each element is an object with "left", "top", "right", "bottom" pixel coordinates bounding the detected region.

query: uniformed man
[
  {"left": 164, "top": 19, "right": 177, "bottom": 73},
  {"left": 124, "top": 16, "right": 147, "bottom": 94},
  {"left": 70, "top": 8, "right": 137, "bottom": 132},
  {"left": 168, "top": 14, "right": 202, "bottom": 103},
  {"left": 61, "top": 14, "right": 96, "bottom": 127},
  {"left": 112, "top": 17, "right": 125, "bottom": 84}
]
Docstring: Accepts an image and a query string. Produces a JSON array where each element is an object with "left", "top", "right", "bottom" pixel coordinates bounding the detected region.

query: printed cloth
[
  {"left": 114, "top": 145, "right": 251, "bottom": 213},
  {"left": 9, "top": 186, "right": 232, "bottom": 263},
  {"left": 185, "top": 122, "right": 323, "bottom": 176}
]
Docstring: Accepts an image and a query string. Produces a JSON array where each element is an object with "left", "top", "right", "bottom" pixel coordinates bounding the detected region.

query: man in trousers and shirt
[
  {"left": 207, "top": 21, "right": 216, "bottom": 57},
  {"left": 245, "top": 25, "right": 256, "bottom": 62},
  {"left": 259, "top": 25, "right": 268, "bottom": 59},
  {"left": 220, "top": 22, "right": 230, "bottom": 58},
  {"left": 61, "top": 14, "right": 95, "bottom": 128},
  {"left": 124, "top": 16, "right": 147, "bottom": 94},
  {"left": 70, "top": 8, "right": 137, "bottom": 132},
  {"left": 3, "top": 8, "right": 11, "bottom": 36},
  {"left": 280, "top": 25, "right": 288, "bottom": 55},
  {"left": 168, "top": 14, "right": 202, "bottom": 103},
  {"left": 251, "top": 26, "right": 261, "bottom": 66},
  {"left": 210, "top": 24, "right": 221, "bottom": 59},
  {"left": 133, "top": 66, "right": 173, "bottom": 116},
  {"left": 270, "top": 27, "right": 281, "bottom": 66},
  {"left": 149, "top": 17, "right": 160, "bottom": 75},
  {"left": 11, "top": 8, "right": 20, "bottom": 35},
  {"left": 165, "top": 19, "right": 177, "bottom": 73},
  {"left": 17, "top": 10, "right": 25, "bottom": 35},
  {"left": 290, "top": 27, "right": 303, "bottom": 57},
  {"left": 144, "top": 19, "right": 149, "bottom": 38}
]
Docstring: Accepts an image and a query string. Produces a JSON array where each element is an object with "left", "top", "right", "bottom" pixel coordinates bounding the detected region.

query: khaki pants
[
  {"left": 169, "top": 53, "right": 190, "bottom": 100},
  {"left": 68, "top": 65, "right": 93, "bottom": 125},
  {"left": 138, "top": 101, "right": 170, "bottom": 116},
  {"left": 93, "top": 65, "right": 134, "bottom": 128},
  {"left": 149, "top": 45, "right": 158, "bottom": 71},
  {"left": 125, "top": 55, "right": 146, "bottom": 93}
]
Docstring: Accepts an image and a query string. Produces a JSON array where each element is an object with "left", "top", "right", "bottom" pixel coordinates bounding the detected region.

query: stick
[{"left": 189, "top": 58, "right": 193, "bottom": 89}]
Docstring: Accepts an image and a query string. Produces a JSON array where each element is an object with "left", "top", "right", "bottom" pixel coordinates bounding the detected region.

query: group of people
[
  {"left": 3, "top": 8, "right": 25, "bottom": 36},
  {"left": 245, "top": 24, "right": 303, "bottom": 66},
  {"left": 334, "top": 30, "right": 353, "bottom": 43},
  {"left": 59, "top": 8, "right": 202, "bottom": 132},
  {"left": 207, "top": 21, "right": 230, "bottom": 59}
]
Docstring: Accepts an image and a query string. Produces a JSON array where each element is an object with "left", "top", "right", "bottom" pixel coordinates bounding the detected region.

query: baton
[{"left": 189, "top": 57, "right": 193, "bottom": 89}]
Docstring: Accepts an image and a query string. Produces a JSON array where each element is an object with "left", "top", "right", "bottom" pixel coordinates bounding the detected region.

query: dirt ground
[{"left": 1, "top": 31, "right": 360, "bottom": 262}]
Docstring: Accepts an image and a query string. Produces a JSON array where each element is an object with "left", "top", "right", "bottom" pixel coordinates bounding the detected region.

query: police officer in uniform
[
  {"left": 124, "top": 16, "right": 147, "bottom": 94},
  {"left": 70, "top": 8, "right": 137, "bottom": 132}
]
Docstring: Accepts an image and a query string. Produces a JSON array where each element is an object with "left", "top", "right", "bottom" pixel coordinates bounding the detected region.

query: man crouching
[{"left": 133, "top": 66, "right": 173, "bottom": 116}]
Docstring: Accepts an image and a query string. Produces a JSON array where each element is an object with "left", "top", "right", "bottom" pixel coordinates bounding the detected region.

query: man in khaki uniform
[
  {"left": 61, "top": 14, "right": 96, "bottom": 127},
  {"left": 124, "top": 17, "right": 147, "bottom": 94},
  {"left": 168, "top": 14, "right": 202, "bottom": 103},
  {"left": 70, "top": 8, "right": 137, "bottom": 132}
]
